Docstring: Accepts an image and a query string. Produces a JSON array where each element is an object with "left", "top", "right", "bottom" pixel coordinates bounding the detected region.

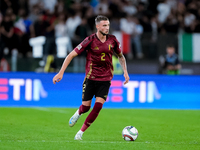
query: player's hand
[
  {"left": 53, "top": 73, "right": 63, "bottom": 84},
  {"left": 123, "top": 72, "right": 129, "bottom": 85}
]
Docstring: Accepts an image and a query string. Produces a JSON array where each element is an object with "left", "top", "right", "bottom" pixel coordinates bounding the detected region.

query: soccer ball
[{"left": 122, "top": 126, "right": 138, "bottom": 141}]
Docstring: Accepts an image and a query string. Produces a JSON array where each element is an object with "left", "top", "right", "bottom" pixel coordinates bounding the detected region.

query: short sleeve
[
  {"left": 114, "top": 37, "right": 122, "bottom": 54},
  {"left": 74, "top": 36, "right": 92, "bottom": 55}
]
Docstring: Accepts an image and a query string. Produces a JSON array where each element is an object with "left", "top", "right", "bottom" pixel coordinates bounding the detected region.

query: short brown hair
[{"left": 95, "top": 15, "right": 109, "bottom": 25}]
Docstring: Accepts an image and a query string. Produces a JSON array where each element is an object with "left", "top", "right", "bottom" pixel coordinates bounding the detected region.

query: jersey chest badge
[{"left": 108, "top": 44, "right": 113, "bottom": 50}]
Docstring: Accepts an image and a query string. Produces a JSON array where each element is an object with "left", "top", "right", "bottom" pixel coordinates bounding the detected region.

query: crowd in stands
[{"left": 0, "top": 0, "right": 200, "bottom": 61}]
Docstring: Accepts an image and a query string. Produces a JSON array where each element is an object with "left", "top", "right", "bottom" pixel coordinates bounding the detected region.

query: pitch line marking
[
  {"left": 32, "top": 107, "right": 68, "bottom": 114},
  {"left": 1, "top": 140, "right": 199, "bottom": 145}
]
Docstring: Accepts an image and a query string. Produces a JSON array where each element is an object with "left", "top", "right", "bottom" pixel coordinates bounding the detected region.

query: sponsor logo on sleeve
[{"left": 77, "top": 44, "right": 82, "bottom": 50}]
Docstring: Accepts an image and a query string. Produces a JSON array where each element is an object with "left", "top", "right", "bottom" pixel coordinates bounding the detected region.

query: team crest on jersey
[
  {"left": 94, "top": 46, "right": 99, "bottom": 50},
  {"left": 77, "top": 44, "right": 82, "bottom": 50},
  {"left": 108, "top": 44, "right": 113, "bottom": 50}
]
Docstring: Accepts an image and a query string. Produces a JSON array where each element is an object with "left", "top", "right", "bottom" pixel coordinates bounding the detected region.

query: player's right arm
[
  {"left": 53, "top": 50, "right": 78, "bottom": 84},
  {"left": 53, "top": 36, "right": 92, "bottom": 84}
]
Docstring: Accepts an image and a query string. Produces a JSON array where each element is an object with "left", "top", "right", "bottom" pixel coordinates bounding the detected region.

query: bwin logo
[{"left": 0, "top": 78, "right": 47, "bottom": 101}]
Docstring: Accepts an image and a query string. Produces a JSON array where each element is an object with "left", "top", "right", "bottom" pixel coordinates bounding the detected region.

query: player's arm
[
  {"left": 116, "top": 52, "right": 130, "bottom": 85},
  {"left": 53, "top": 50, "right": 78, "bottom": 84},
  {"left": 53, "top": 36, "right": 91, "bottom": 84}
]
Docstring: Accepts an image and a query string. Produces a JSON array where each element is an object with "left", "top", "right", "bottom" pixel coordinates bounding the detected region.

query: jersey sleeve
[
  {"left": 113, "top": 37, "right": 122, "bottom": 54},
  {"left": 74, "top": 36, "right": 92, "bottom": 55}
]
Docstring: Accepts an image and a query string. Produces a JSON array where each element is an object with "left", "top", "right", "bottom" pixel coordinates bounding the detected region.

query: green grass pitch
[{"left": 0, "top": 108, "right": 199, "bottom": 150}]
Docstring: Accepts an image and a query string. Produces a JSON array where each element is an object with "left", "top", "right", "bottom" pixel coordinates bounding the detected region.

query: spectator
[
  {"left": 43, "top": 10, "right": 56, "bottom": 56},
  {"left": 94, "top": 0, "right": 110, "bottom": 16},
  {"left": 184, "top": 10, "right": 196, "bottom": 32},
  {"left": 140, "top": 16, "right": 152, "bottom": 33},
  {"left": 132, "top": 16, "right": 144, "bottom": 59},
  {"left": 33, "top": 11, "right": 56, "bottom": 56},
  {"left": 157, "top": 0, "right": 171, "bottom": 24},
  {"left": 73, "top": 17, "right": 90, "bottom": 72},
  {"left": 151, "top": 16, "right": 158, "bottom": 42},
  {"left": 0, "top": 34, "right": 6, "bottom": 62},
  {"left": 74, "top": 17, "right": 91, "bottom": 44},
  {"left": 160, "top": 45, "right": 181, "bottom": 75},
  {"left": 84, "top": 6, "right": 96, "bottom": 32},
  {"left": 120, "top": 14, "right": 135, "bottom": 59},
  {"left": 110, "top": 16, "right": 121, "bottom": 32},
  {"left": 122, "top": 0, "right": 137, "bottom": 16},
  {"left": 65, "top": 9, "right": 81, "bottom": 40},
  {"left": 54, "top": 0, "right": 65, "bottom": 15},
  {"left": 0, "top": 13, "right": 16, "bottom": 56},
  {"left": 108, "top": 0, "right": 124, "bottom": 18},
  {"left": 17, "top": 8, "right": 35, "bottom": 57},
  {"left": 163, "top": 11, "right": 179, "bottom": 33},
  {"left": 54, "top": 12, "right": 67, "bottom": 38},
  {"left": 42, "top": 0, "right": 57, "bottom": 13},
  {"left": 28, "top": 4, "right": 42, "bottom": 24},
  {"left": 33, "top": 13, "right": 48, "bottom": 37}
]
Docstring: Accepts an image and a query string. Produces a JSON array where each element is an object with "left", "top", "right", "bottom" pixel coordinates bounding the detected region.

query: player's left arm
[{"left": 116, "top": 52, "right": 130, "bottom": 85}]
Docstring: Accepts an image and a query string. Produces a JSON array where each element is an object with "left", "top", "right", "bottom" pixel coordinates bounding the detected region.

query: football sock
[
  {"left": 81, "top": 102, "right": 103, "bottom": 132},
  {"left": 78, "top": 105, "right": 90, "bottom": 115}
]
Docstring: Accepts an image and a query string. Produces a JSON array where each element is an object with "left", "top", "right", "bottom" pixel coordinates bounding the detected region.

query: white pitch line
[
  {"left": 32, "top": 107, "right": 51, "bottom": 112},
  {"left": 1, "top": 140, "right": 199, "bottom": 145},
  {"left": 32, "top": 107, "right": 68, "bottom": 114}
]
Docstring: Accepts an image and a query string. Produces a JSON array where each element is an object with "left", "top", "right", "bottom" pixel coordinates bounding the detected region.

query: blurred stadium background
[{"left": 0, "top": 0, "right": 200, "bottom": 74}]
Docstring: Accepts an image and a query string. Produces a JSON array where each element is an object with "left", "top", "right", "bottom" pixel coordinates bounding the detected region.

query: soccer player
[{"left": 53, "top": 15, "right": 130, "bottom": 140}]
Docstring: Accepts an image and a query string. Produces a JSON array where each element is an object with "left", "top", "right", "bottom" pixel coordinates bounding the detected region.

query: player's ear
[{"left": 96, "top": 24, "right": 99, "bottom": 30}]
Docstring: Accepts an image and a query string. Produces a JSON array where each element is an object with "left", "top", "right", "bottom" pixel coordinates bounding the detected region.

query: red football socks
[
  {"left": 81, "top": 102, "right": 103, "bottom": 132},
  {"left": 78, "top": 104, "right": 90, "bottom": 115}
]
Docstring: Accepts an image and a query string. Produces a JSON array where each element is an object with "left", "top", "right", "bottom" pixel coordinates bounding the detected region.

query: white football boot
[
  {"left": 69, "top": 109, "right": 81, "bottom": 127},
  {"left": 74, "top": 130, "right": 83, "bottom": 140}
]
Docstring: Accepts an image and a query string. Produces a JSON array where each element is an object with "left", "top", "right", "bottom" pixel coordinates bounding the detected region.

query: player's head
[
  {"left": 166, "top": 44, "right": 175, "bottom": 56},
  {"left": 95, "top": 15, "right": 110, "bottom": 36}
]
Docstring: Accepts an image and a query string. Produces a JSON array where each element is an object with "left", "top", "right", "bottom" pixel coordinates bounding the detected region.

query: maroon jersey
[{"left": 74, "top": 33, "right": 122, "bottom": 81}]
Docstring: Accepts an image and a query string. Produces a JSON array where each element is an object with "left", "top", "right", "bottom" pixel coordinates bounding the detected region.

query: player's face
[
  {"left": 167, "top": 47, "right": 175, "bottom": 56},
  {"left": 96, "top": 20, "right": 110, "bottom": 35}
]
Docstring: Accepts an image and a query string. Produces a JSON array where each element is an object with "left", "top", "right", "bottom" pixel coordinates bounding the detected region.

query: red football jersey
[{"left": 74, "top": 33, "right": 122, "bottom": 81}]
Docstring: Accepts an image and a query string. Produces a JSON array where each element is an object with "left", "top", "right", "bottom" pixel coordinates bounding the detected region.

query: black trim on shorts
[{"left": 82, "top": 78, "right": 111, "bottom": 101}]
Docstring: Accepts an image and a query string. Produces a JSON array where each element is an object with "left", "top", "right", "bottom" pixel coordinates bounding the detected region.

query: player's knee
[{"left": 81, "top": 105, "right": 91, "bottom": 113}]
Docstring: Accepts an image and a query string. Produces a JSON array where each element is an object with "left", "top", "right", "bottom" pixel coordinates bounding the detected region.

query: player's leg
[
  {"left": 74, "top": 81, "right": 110, "bottom": 140},
  {"left": 78, "top": 100, "right": 91, "bottom": 115},
  {"left": 74, "top": 97, "right": 105, "bottom": 140},
  {"left": 81, "top": 97, "right": 105, "bottom": 131},
  {"left": 69, "top": 79, "right": 94, "bottom": 127},
  {"left": 69, "top": 100, "right": 92, "bottom": 127}
]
